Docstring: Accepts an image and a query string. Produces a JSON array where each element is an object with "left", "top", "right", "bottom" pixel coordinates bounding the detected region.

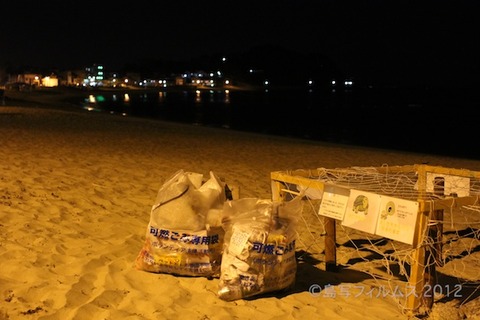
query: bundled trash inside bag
[
  {"left": 135, "top": 170, "right": 230, "bottom": 277},
  {"left": 218, "top": 196, "right": 302, "bottom": 301}
]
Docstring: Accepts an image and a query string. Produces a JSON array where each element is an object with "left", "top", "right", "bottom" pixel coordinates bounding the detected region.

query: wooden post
[
  {"left": 420, "top": 177, "right": 445, "bottom": 310},
  {"left": 407, "top": 173, "right": 445, "bottom": 316},
  {"left": 271, "top": 180, "right": 283, "bottom": 202},
  {"left": 433, "top": 177, "right": 445, "bottom": 266},
  {"left": 324, "top": 217, "right": 337, "bottom": 272},
  {"left": 406, "top": 209, "right": 429, "bottom": 316},
  {"left": 422, "top": 235, "right": 437, "bottom": 311},
  {"left": 407, "top": 167, "right": 429, "bottom": 316}
]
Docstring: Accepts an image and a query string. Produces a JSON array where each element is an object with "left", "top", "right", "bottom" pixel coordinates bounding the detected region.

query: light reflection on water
[
  {"left": 76, "top": 87, "right": 478, "bottom": 158},
  {"left": 80, "top": 88, "right": 318, "bottom": 133}
]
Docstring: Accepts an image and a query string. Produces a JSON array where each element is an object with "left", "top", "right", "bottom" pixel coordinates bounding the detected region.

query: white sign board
[
  {"left": 425, "top": 173, "right": 470, "bottom": 197},
  {"left": 375, "top": 196, "right": 419, "bottom": 245},
  {"left": 318, "top": 185, "right": 350, "bottom": 220},
  {"left": 342, "top": 189, "right": 381, "bottom": 234}
]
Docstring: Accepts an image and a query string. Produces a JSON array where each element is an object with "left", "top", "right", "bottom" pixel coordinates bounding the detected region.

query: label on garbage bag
[
  {"left": 136, "top": 225, "right": 224, "bottom": 277},
  {"left": 229, "top": 229, "right": 251, "bottom": 256}
]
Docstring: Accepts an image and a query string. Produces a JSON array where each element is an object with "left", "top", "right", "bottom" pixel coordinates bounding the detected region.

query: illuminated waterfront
[{"left": 73, "top": 85, "right": 479, "bottom": 159}]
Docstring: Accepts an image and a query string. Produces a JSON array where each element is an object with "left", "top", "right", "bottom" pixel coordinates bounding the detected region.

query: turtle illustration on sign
[{"left": 352, "top": 195, "right": 369, "bottom": 215}]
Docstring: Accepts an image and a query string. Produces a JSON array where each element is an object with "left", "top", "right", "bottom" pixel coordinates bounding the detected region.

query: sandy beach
[{"left": 1, "top": 103, "right": 479, "bottom": 320}]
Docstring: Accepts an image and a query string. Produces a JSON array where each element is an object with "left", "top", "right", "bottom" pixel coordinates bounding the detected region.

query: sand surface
[{"left": 1, "top": 104, "right": 479, "bottom": 319}]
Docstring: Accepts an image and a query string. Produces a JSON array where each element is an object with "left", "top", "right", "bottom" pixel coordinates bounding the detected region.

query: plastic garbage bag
[
  {"left": 218, "top": 196, "right": 303, "bottom": 300},
  {"left": 135, "top": 170, "right": 228, "bottom": 277}
]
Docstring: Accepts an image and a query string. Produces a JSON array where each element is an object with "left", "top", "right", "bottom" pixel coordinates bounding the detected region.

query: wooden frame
[{"left": 270, "top": 164, "right": 480, "bottom": 316}]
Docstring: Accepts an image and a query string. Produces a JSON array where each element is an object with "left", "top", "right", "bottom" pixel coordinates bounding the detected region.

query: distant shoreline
[{"left": 1, "top": 84, "right": 257, "bottom": 111}]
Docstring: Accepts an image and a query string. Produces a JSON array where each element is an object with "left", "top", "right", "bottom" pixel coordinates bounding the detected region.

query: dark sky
[{"left": 1, "top": 0, "right": 479, "bottom": 87}]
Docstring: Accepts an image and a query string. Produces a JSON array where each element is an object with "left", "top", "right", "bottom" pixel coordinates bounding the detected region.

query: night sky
[{"left": 1, "top": 0, "right": 479, "bottom": 87}]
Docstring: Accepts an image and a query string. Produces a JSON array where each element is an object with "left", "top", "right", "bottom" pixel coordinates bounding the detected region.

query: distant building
[
  {"left": 84, "top": 64, "right": 105, "bottom": 86},
  {"left": 42, "top": 75, "right": 59, "bottom": 87},
  {"left": 62, "top": 70, "right": 86, "bottom": 86},
  {"left": 15, "top": 73, "right": 42, "bottom": 86},
  {"left": 175, "top": 76, "right": 186, "bottom": 86}
]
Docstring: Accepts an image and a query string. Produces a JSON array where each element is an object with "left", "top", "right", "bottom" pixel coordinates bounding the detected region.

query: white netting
[{"left": 272, "top": 165, "right": 480, "bottom": 316}]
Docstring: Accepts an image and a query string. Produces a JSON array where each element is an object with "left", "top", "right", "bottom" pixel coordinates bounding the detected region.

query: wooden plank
[
  {"left": 421, "top": 177, "right": 445, "bottom": 311},
  {"left": 433, "top": 178, "right": 445, "bottom": 267},
  {"left": 271, "top": 171, "right": 326, "bottom": 194},
  {"left": 406, "top": 165, "right": 426, "bottom": 315},
  {"left": 324, "top": 217, "right": 338, "bottom": 272},
  {"left": 419, "top": 195, "right": 479, "bottom": 212},
  {"left": 422, "top": 165, "right": 480, "bottom": 178},
  {"left": 271, "top": 179, "right": 286, "bottom": 202},
  {"left": 274, "top": 164, "right": 480, "bottom": 179}
]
